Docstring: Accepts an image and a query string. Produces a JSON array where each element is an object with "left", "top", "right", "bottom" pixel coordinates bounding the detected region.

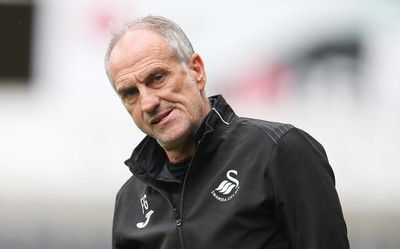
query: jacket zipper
[
  {"left": 152, "top": 187, "right": 186, "bottom": 249},
  {"left": 140, "top": 140, "right": 206, "bottom": 249},
  {"left": 174, "top": 210, "right": 186, "bottom": 249},
  {"left": 175, "top": 141, "right": 203, "bottom": 249}
]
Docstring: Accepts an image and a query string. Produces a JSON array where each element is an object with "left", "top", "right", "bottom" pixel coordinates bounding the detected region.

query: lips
[{"left": 150, "top": 109, "right": 173, "bottom": 125}]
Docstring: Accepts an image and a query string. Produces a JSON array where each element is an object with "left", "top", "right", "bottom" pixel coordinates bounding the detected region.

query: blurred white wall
[{"left": 1, "top": 0, "right": 399, "bottom": 248}]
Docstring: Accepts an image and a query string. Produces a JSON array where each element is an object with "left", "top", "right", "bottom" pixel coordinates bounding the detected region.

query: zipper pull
[{"left": 173, "top": 208, "right": 182, "bottom": 227}]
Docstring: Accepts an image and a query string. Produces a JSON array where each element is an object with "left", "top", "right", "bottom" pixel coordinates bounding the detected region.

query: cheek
[
  {"left": 132, "top": 113, "right": 149, "bottom": 134},
  {"left": 187, "top": 94, "right": 204, "bottom": 120},
  {"left": 132, "top": 110, "right": 143, "bottom": 124},
  {"left": 125, "top": 105, "right": 142, "bottom": 125}
]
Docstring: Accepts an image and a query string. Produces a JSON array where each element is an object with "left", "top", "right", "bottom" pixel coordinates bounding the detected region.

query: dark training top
[{"left": 112, "top": 95, "right": 350, "bottom": 249}]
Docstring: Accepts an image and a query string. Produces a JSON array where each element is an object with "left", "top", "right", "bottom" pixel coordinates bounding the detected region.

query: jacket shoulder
[
  {"left": 237, "top": 117, "right": 294, "bottom": 144},
  {"left": 115, "top": 174, "right": 139, "bottom": 201}
]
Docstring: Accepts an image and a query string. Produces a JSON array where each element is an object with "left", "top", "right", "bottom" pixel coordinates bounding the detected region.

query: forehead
[
  {"left": 108, "top": 29, "right": 172, "bottom": 80},
  {"left": 114, "top": 28, "right": 168, "bottom": 54}
]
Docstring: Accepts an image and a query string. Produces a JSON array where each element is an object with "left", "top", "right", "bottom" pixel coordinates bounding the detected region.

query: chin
[{"left": 156, "top": 129, "right": 193, "bottom": 149}]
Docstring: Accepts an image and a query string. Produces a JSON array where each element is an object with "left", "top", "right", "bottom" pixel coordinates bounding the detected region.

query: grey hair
[{"left": 104, "top": 15, "right": 195, "bottom": 82}]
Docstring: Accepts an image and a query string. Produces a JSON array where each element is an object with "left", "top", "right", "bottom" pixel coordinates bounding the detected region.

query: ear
[{"left": 188, "top": 53, "right": 207, "bottom": 91}]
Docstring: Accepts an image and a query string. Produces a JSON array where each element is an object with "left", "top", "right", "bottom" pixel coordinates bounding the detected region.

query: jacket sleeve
[{"left": 267, "top": 128, "right": 349, "bottom": 249}]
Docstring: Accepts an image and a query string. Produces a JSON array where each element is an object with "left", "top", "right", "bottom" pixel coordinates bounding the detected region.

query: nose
[{"left": 140, "top": 87, "right": 160, "bottom": 113}]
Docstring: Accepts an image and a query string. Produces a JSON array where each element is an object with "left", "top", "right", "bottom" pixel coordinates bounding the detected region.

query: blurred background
[{"left": 1, "top": 0, "right": 399, "bottom": 248}]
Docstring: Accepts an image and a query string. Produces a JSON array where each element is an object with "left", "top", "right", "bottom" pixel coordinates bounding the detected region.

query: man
[{"left": 105, "top": 15, "right": 350, "bottom": 249}]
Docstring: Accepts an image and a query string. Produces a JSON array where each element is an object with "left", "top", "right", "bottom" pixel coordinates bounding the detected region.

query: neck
[{"left": 164, "top": 142, "right": 196, "bottom": 164}]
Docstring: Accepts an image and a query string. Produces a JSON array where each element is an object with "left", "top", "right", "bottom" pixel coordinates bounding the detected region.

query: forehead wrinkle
[
  {"left": 136, "top": 61, "right": 172, "bottom": 81},
  {"left": 113, "top": 49, "right": 172, "bottom": 84},
  {"left": 109, "top": 29, "right": 176, "bottom": 85}
]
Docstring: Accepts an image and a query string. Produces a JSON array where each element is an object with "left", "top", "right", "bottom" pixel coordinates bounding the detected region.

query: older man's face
[{"left": 108, "top": 29, "right": 208, "bottom": 151}]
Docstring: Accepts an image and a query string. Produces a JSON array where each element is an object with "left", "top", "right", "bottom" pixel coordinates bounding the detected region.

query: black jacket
[{"left": 112, "top": 95, "right": 349, "bottom": 249}]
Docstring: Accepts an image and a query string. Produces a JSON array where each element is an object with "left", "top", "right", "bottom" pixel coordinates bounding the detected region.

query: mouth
[{"left": 150, "top": 109, "right": 173, "bottom": 125}]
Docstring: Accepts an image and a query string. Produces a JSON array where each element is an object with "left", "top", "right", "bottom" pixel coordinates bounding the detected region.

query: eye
[
  {"left": 120, "top": 87, "right": 138, "bottom": 101},
  {"left": 150, "top": 74, "right": 165, "bottom": 87},
  {"left": 146, "top": 70, "right": 168, "bottom": 88},
  {"left": 154, "top": 74, "right": 163, "bottom": 82}
]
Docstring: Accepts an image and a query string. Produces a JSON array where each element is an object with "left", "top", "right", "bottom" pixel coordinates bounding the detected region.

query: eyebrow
[
  {"left": 115, "top": 67, "right": 169, "bottom": 96},
  {"left": 117, "top": 85, "right": 136, "bottom": 98},
  {"left": 143, "top": 68, "right": 168, "bottom": 84}
]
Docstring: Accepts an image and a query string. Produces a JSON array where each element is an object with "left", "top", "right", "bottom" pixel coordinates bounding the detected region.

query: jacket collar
[
  {"left": 124, "top": 94, "right": 236, "bottom": 179},
  {"left": 194, "top": 94, "right": 235, "bottom": 149}
]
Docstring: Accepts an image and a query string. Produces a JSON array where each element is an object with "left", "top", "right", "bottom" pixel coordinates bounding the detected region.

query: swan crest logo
[{"left": 211, "top": 170, "right": 240, "bottom": 202}]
